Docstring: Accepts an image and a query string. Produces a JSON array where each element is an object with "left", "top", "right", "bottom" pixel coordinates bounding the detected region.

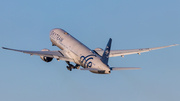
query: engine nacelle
[
  {"left": 40, "top": 49, "right": 53, "bottom": 62},
  {"left": 93, "top": 48, "right": 103, "bottom": 56},
  {"left": 94, "top": 48, "right": 103, "bottom": 51}
]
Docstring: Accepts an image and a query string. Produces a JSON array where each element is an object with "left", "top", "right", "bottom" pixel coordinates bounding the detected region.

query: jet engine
[
  {"left": 40, "top": 49, "right": 53, "bottom": 62},
  {"left": 93, "top": 48, "right": 103, "bottom": 56}
]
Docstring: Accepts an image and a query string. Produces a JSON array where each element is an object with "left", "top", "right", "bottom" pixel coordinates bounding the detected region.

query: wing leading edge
[
  {"left": 2, "top": 47, "right": 74, "bottom": 62},
  {"left": 95, "top": 44, "right": 178, "bottom": 57}
]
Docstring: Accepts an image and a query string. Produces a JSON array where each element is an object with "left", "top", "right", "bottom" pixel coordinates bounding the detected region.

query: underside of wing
[
  {"left": 94, "top": 44, "right": 178, "bottom": 57},
  {"left": 2, "top": 47, "right": 74, "bottom": 62}
]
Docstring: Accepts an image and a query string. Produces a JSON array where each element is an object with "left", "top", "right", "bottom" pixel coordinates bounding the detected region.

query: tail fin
[{"left": 101, "top": 38, "right": 112, "bottom": 65}]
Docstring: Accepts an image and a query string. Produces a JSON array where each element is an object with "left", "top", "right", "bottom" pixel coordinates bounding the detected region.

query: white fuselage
[{"left": 49, "top": 28, "right": 110, "bottom": 74}]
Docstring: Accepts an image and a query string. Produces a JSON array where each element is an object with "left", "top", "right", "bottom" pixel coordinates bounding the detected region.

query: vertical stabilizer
[{"left": 101, "top": 38, "right": 112, "bottom": 65}]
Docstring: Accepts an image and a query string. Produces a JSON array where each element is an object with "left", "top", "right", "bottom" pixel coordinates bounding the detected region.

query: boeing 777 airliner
[{"left": 2, "top": 28, "right": 178, "bottom": 74}]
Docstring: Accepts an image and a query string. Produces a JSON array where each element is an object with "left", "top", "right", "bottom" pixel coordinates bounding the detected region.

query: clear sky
[{"left": 0, "top": 0, "right": 180, "bottom": 101}]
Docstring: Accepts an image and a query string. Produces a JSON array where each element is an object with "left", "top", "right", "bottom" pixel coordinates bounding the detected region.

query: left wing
[
  {"left": 94, "top": 44, "right": 178, "bottom": 57},
  {"left": 2, "top": 47, "right": 74, "bottom": 62}
]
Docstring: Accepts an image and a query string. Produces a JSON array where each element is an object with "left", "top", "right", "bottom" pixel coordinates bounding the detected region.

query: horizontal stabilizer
[
  {"left": 110, "top": 67, "right": 141, "bottom": 71},
  {"left": 80, "top": 68, "right": 100, "bottom": 71}
]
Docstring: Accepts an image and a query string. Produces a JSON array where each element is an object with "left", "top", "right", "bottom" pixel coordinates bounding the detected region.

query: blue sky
[{"left": 0, "top": 0, "right": 180, "bottom": 101}]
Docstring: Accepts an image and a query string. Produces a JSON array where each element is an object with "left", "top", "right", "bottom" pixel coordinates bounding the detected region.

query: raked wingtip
[
  {"left": 168, "top": 44, "right": 179, "bottom": 47},
  {"left": 174, "top": 44, "right": 179, "bottom": 46}
]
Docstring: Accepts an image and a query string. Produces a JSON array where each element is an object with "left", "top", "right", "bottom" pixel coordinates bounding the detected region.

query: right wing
[
  {"left": 94, "top": 44, "right": 178, "bottom": 57},
  {"left": 2, "top": 47, "right": 74, "bottom": 62}
]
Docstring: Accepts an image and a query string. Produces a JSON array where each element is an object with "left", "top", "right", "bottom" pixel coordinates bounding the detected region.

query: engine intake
[{"left": 40, "top": 49, "right": 53, "bottom": 62}]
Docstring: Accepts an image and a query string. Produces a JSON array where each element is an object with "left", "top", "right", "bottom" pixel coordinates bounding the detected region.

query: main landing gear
[{"left": 66, "top": 61, "right": 80, "bottom": 71}]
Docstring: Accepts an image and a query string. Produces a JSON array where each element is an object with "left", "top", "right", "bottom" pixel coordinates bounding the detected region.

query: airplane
[{"left": 2, "top": 28, "right": 178, "bottom": 74}]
